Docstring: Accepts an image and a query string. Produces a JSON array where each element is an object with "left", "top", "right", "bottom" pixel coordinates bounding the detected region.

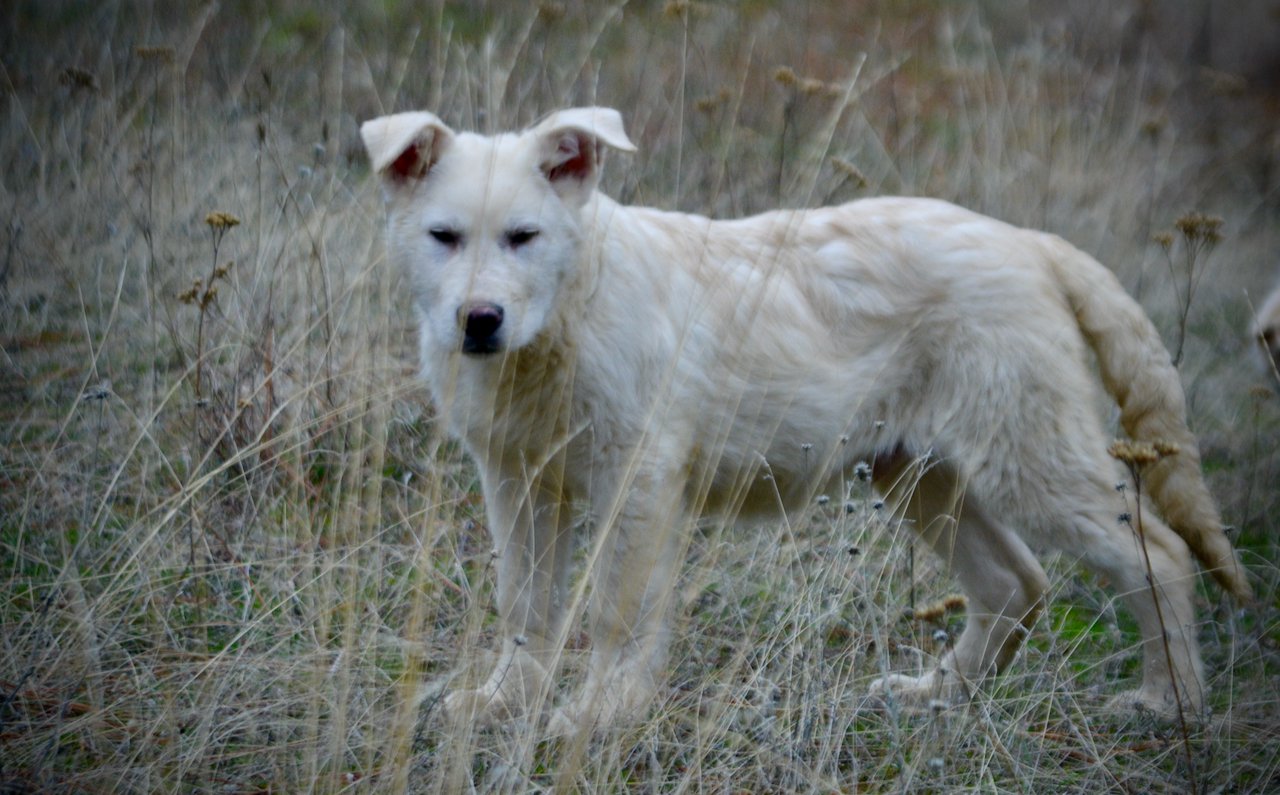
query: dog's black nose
[{"left": 461, "top": 303, "right": 504, "bottom": 354}]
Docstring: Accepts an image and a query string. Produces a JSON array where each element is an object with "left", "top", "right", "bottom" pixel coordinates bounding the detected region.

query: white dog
[
  {"left": 362, "top": 107, "right": 1250, "bottom": 733},
  {"left": 1255, "top": 281, "right": 1280, "bottom": 385}
]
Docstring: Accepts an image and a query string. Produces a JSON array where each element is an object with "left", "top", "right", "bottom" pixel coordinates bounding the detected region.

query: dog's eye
[
  {"left": 505, "top": 228, "right": 539, "bottom": 249},
  {"left": 429, "top": 227, "right": 462, "bottom": 247}
]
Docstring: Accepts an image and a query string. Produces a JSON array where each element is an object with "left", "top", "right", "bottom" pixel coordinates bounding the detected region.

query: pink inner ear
[
  {"left": 390, "top": 142, "right": 423, "bottom": 180},
  {"left": 546, "top": 133, "right": 593, "bottom": 183}
]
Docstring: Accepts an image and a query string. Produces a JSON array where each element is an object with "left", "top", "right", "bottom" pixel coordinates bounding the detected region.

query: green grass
[{"left": 3, "top": 1, "right": 1279, "bottom": 792}]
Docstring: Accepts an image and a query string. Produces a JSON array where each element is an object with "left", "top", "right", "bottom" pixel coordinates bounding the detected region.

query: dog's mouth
[{"left": 461, "top": 336, "right": 503, "bottom": 356}]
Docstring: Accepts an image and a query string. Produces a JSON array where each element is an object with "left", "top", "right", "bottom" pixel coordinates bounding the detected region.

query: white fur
[
  {"left": 363, "top": 107, "right": 1248, "bottom": 733},
  {"left": 1255, "top": 280, "right": 1280, "bottom": 385}
]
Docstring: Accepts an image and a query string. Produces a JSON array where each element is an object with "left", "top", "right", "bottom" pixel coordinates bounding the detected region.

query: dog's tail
[{"left": 1047, "top": 240, "right": 1252, "bottom": 601}]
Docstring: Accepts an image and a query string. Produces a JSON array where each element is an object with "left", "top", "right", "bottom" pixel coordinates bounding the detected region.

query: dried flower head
[
  {"left": 694, "top": 88, "right": 731, "bottom": 114},
  {"left": 663, "top": 0, "right": 689, "bottom": 18},
  {"left": 178, "top": 279, "right": 203, "bottom": 305},
  {"left": 135, "top": 45, "right": 176, "bottom": 63},
  {"left": 832, "top": 157, "right": 867, "bottom": 188},
  {"left": 1174, "top": 211, "right": 1223, "bottom": 245},
  {"left": 59, "top": 67, "right": 99, "bottom": 92},
  {"left": 537, "top": 2, "right": 566, "bottom": 21},
  {"left": 1108, "top": 439, "right": 1162, "bottom": 467},
  {"left": 1108, "top": 439, "right": 1158, "bottom": 466},
  {"left": 1152, "top": 231, "right": 1174, "bottom": 251},
  {"left": 205, "top": 211, "right": 241, "bottom": 231},
  {"left": 773, "top": 66, "right": 798, "bottom": 87}
]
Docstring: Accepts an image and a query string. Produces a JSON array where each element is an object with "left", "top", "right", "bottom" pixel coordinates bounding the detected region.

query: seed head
[
  {"left": 1174, "top": 211, "right": 1223, "bottom": 245},
  {"left": 135, "top": 45, "right": 175, "bottom": 63},
  {"left": 1108, "top": 439, "right": 1160, "bottom": 467},
  {"left": 205, "top": 211, "right": 241, "bottom": 231},
  {"left": 832, "top": 157, "right": 868, "bottom": 188},
  {"left": 537, "top": 2, "right": 566, "bottom": 21},
  {"left": 178, "top": 279, "right": 203, "bottom": 305},
  {"left": 59, "top": 67, "right": 98, "bottom": 92},
  {"left": 773, "top": 66, "right": 798, "bottom": 87},
  {"left": 694, "top": 88, "right": 731, "bottom": 114},
  {"left": 943, "top": 594, "right": 967, "bottom": 612}
]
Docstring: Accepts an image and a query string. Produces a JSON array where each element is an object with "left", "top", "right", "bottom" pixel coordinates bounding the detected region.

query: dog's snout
[
  {"left": 461, "top": 302, "right": 505, "bottom": 354},
  {"left": 464, "top": 303, "right": 504, "bottom": 337}
]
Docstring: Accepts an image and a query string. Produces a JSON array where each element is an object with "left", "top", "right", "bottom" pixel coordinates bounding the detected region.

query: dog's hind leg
[
  {"left": 444, "top": 459, "right": 574, "bottom": 727},
  {"left": 1066, "top": 490, "right": 1205, "bottom": 718},
  {"left": 869, "top": 455, "right": 1049, "bottom": 706}
]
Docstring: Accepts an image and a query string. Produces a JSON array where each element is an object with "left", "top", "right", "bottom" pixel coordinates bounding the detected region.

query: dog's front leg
[
  {"left": 548, "top": 455, "right": 689, "bottom": 735},
  {"left": 444, "top": 458, "right": 573, "bottom": 727}
]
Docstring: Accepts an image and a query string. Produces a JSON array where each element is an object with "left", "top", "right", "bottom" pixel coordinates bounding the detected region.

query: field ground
[{"left": 2, "top": 1, "right": 1279, "bottom": 792}]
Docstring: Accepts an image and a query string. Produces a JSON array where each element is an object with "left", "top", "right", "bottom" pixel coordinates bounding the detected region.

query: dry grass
[{"left": 2, "top": 1, "right": 1279, "bottom": 792}]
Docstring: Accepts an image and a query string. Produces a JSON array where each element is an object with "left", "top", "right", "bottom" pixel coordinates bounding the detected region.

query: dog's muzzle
[{"left": 460, "top": 302, "right": 505, "bottom": 355}]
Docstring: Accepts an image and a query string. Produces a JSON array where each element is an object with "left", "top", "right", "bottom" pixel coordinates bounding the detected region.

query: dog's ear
[
  {"left": 360, "top": 111, "right": 454, "bottom": 188},
  {"left": 533, "top": 107, "right": 636, "bottom": 204}
]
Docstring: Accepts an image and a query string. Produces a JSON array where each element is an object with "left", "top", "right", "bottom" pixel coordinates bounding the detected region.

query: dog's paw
[
  {"left": 545, "top": 673, "right": 656, "bottom": 736},
  {"left": 1103, "top": 686, "right": 1203, "bottom": 723},
  {"left": 545, "top": 693, "right": 632, "bottom": 737},
  {"left": 546, "top": 704, "right": 586, "bottom": 737},
  {"left": 442, "top": 647, "right": 553, "bottom": 727},
  {"left": 443, "top": 687, "right": 513, "bottom": 728},
  {"left": 868, "top": 669, "right": 968, "bottom": 711}
]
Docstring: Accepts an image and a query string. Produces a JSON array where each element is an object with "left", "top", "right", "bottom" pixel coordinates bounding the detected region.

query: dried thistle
[
  {"left": 178, "top": 279, "right": 203, "bottom": 305},
  {"left": 694, "top": 88, "right": 731, "bottom": 114},
  {"left": 1108, "top": 439, "right": 1178, "bottom": 467},
  {"left": 205, "top": 211, "right": 241, "bottom": 231},
  {"left": 1108, "top": 439, "right": 1160, "bottom": 467},
  {"left": 135, "top": 45, "right": 176, "bottom": 63},
  {"left": 59, "top": 67, "right": 99, "bottom": 92},
  {"left": 1174, "top": 211, "right": 1223, "bottom": 245},
  {"left": 1158, "top": 210, "right": 1224, "bottom": 366}
]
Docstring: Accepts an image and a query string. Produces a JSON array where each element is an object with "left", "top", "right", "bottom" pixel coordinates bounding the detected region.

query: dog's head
[{"left": 362, "top": 107, "right": 635, "bottom": 357}]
